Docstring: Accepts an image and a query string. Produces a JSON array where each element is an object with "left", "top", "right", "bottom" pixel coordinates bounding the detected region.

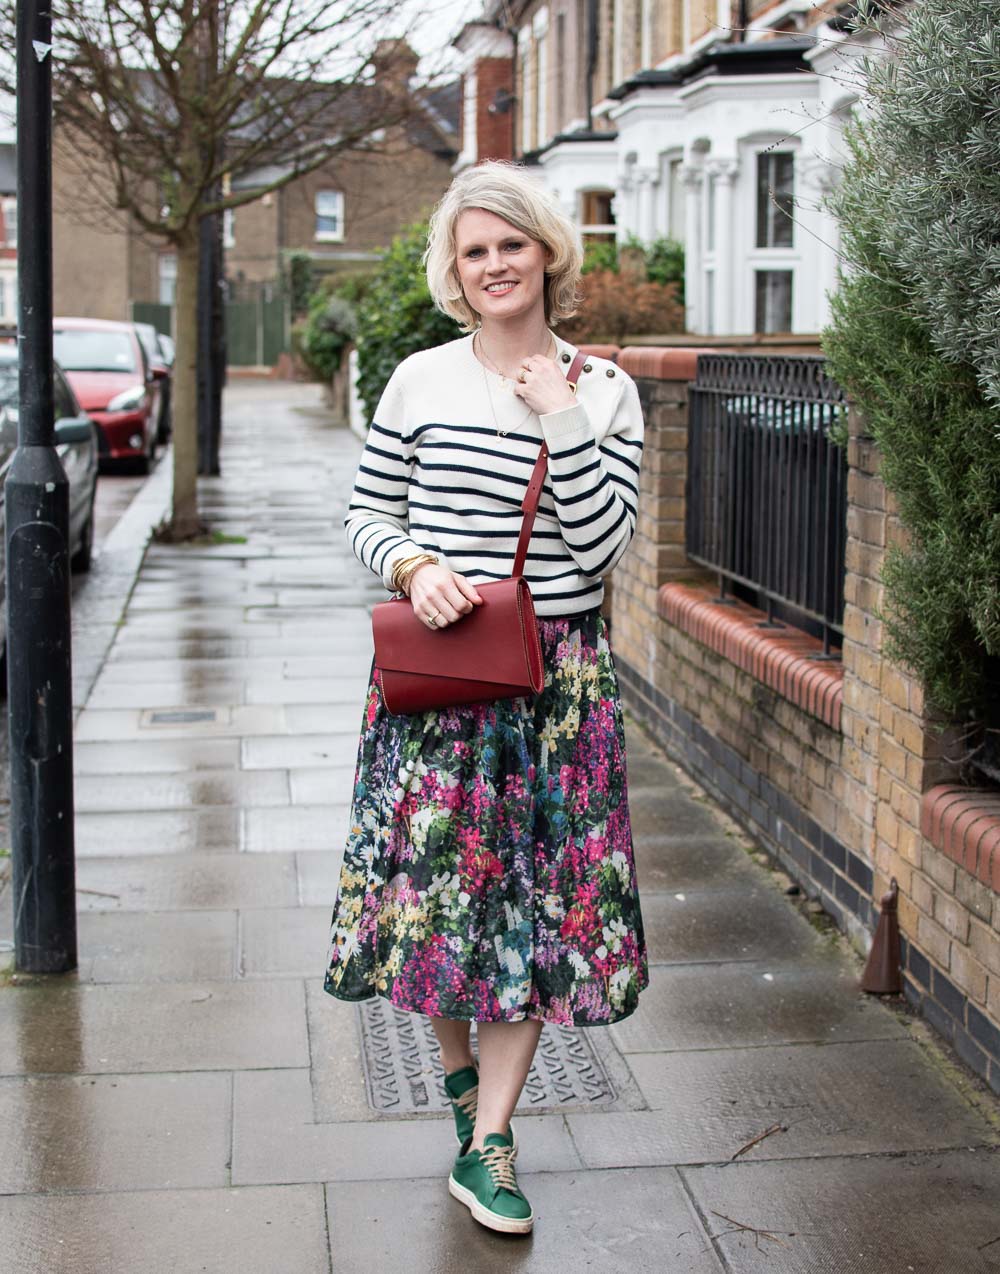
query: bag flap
[{"left": 373, "top": 578, "right": 537, "bottom": 686}]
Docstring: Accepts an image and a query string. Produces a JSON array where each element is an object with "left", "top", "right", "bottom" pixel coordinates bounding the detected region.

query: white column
[
  {"left": 706, "top": 158, "right": 739, "bottom": 335},
  {"left": 680, "top": 164, "right": 704, "bottom": 331},
  {"left": 635, "top": 168, "right": 660, "bottom": 243}
]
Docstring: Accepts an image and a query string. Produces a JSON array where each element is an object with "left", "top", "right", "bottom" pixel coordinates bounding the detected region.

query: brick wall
[
  {"left": 476, "top": 58, "right": 514, "bottom": 161},
  {"left": 611, "top": 347, "right": 1000, "bottom": 1094}
]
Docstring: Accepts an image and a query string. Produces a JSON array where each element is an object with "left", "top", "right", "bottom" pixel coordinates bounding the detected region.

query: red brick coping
[
  {"left": 659, "top": 583, "right": 844, "bottom": 731},
  {"left": 922, "top": 786, "right": 1000, "bottom": 892}
]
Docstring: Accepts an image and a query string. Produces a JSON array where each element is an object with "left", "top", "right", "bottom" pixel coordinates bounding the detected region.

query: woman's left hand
[{"left": 512, "top": 355, "right": 578, "bottom": 416}]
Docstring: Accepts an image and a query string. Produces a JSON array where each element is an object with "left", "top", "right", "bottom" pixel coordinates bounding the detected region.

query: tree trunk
[{"left": 168, "top": 228, "right": 206, "bottom": 539}]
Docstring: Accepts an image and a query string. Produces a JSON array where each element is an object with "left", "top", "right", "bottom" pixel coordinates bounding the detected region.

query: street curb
[{"left": 71, "top": 450, "right": 173, "bottom": 714}]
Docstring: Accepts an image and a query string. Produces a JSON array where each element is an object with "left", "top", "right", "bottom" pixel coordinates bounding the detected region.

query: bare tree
[{"left": 2, "top": 0, "right": 433, "bottom": 537}]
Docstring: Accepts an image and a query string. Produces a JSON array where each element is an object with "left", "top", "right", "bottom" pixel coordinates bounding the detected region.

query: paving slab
[
  {"left": 629, "top": 788, "right": 733, "bottom": 842},
  {"left": 73, "top": 850, "right": 297, "bottom": 912},
  {"left": 681, "top": 1149, "right": 1000, "bottom": 1273},
  {"left": 297, "top": 850, "right": 346, "bottom": 905},
  {"left": 67, "top": 910, "right": 238, "bottom": 982},
  {"left": 0, "top": 1071, "right": 230, "bottom": 1192},
  {"left": 568, "top": 1038, "right": 996, "bottom": 1167},
  {"left": 245, "top": 677, "right": 368, "bottom": 705},
  {"left": 289, "top": 766, "right": 358, "bottom": 805},
  {"left": 74, "top": 737, "right": 241, "bottom": 774},
  {"left": 232, "top": 1067, "right": 582, "bottom": 1185},
  {"left": 243, "top": 804, "right": 351, "bottom": 852},
  {"left": 242, "top": 733, "right": 360, "bottom": 770},
  {"left": 73, "top": 703, "right": 288, "bottom": 741},
  {"left": 86, "top": 678, "right": 249, "bottom": 709},
  {"left": 240, "top": 905, "right": 329, "bottom": 978},
  {"left": 96, "top": 656, "right": 286, "bottom": 683},
  {"left": 75, "top": 808, "right": 239, "bottom": 855},
  {"left": 0, "top": 1184, "right": 330, "bottom": 1274},
  {"left": 642, "top": 886, "right": 822, "bottom": 964},
  {"left": 0, "top": 980, "right": 309, "bottom": 1075},
  {"left": 610, "top": 961, "right": 908, "bottom": 1053},
  {"left": 325, "top": 1168, "right": 725, "bottom": 1272},
  {"left": 634, "top": 834, "right": 761, "bottom": 892},
  {"left": 75, "top": 768, "right": 290, "bottom": 813}
]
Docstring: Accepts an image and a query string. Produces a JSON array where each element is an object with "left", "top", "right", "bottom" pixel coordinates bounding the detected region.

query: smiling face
[{"left": 453, "top": 208, "right": 550, "bottom": 329}]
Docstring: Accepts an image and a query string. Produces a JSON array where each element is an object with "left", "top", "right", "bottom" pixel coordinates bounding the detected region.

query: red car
[{"left": 53, "top": 317, "right": 164, "bottom": 471}]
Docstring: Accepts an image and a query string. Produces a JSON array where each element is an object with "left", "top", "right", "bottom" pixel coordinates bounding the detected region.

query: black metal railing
[{"left": 686, "top": 353, "right": 849, "bottom": 654}]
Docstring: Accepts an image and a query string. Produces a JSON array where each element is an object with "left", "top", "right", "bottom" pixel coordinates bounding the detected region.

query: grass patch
[{"left": 209, "top": 531, "right": 248, "bottom": 545}]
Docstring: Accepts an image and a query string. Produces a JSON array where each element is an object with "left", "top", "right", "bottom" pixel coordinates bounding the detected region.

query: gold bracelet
[{"left": 391, "top": 552, "right": 439, "bottom": 594}]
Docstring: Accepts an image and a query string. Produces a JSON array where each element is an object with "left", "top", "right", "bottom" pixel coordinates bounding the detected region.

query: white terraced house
[{"left": 452, "top": 1, "right": 881, "bottom": 338}]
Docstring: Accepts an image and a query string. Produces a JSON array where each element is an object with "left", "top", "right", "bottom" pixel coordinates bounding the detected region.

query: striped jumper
[{"left": 345, "top": 332, "right": 644, "bottom": 617}]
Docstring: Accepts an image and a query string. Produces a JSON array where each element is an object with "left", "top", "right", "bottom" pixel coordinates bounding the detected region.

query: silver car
[{"left": 0, "top": 346, "right": 100, "bottom": 645}]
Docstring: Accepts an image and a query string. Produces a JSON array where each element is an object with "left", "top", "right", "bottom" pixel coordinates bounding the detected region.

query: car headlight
[{"left": 106, "top": 385, "right": 146, "bottom": 413}]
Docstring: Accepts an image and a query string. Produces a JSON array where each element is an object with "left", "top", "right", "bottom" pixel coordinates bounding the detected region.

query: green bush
[
  {"left": 286, "top": 250, "right": 314, "bottom": 318},
  {"left": 581, "top": 234, "right": 685, "bottom": 304},
  {"left": 823, "top": 0, "right": 1000, "bottom": 723},
  {"left": 296, "top": 292, "right": 357, "bottom": 383},
  {"left": 355, "top": 221, "right": 460, "bottom": 419}
]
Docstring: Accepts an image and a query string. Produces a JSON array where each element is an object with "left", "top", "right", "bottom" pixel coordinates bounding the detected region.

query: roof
[
  {"left": 54, "top": 316, "right": 137, "bottom": 333},
  {"left": 0, "top": 144, "right": 15, "bottom": 194},
  {"left": 607, "top": 36, "right": 816, "bottom": 101}
]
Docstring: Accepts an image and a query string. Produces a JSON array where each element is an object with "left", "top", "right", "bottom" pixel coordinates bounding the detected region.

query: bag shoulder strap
[{"left": 512, "top": 349, "right": 588, "bottom": 578}]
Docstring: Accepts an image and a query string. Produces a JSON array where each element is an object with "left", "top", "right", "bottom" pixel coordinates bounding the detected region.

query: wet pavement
[{"left": 1, "top": 382, "right": 999, "bottom": 1273}]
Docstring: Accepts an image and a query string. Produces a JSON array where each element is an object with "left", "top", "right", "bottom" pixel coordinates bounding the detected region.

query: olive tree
[{"left": 824, "top": 0, "right": 1000, "bottom": 726}]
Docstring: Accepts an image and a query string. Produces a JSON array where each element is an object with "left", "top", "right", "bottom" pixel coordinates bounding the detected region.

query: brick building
[{"left": 48, "top": 45, "right": 460, "bottom": 331}]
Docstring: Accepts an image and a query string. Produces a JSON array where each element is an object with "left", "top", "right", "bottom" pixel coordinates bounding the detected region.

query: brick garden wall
[{"left": 609, "top": 346, "right": 1000, "bottom": 1093}]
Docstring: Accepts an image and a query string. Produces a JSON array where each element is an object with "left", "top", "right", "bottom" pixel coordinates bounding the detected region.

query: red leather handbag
[{"left": 371, "top": 351, "right": 587, "bottom": 716}]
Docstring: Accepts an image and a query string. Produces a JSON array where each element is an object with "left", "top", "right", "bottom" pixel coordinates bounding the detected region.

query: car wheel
[{"left": 71, "top": 487, "right": 96, "bottom": 573}]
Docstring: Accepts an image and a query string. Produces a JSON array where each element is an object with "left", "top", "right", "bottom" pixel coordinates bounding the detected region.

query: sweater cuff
[{"left": 539, "top": 402, "right": 591, "bottom": 444}]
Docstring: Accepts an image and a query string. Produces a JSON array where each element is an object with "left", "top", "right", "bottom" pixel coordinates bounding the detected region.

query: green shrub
[
  {"left": 286, "top": 250, "right": 314, "bottom": 318},
  {"left": 355, "top": 221, "right": 460, "bottom": 419},
  {"left": 581, "top": 235, "right": 685, "bottom": 304},
  {"left": 823, "top": 0, "right": 1000, "bottom": 723},
  {"left": 296, "top": 292, "right": 357, "bottom": 383},
  {"left": 581, "top": 238, "right": 619, "bottom": 275}
]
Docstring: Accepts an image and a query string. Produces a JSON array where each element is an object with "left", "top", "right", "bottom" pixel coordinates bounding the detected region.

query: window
[
  {"left": 1, "top": 197, "right": 15, "bottom": 248},
  {"left": 756, "top": 151, "right": 794, "bottom": 249},
  {"left": 556, "top": 13, "right": 566, "bottom": 132},
  {"left": 755, "top": 270, "right": 793, "bottom": 333},
  {"left": 223, "top": 207, "right": 235, "bottom": 249},
  {"left": 315, "top": 190, "right": 344, "bottom": 242},
  {"left": 706, "top": 173, "right": 716, "bottom": 253},
  {"left": 705, "top": 269, "right": 715, "bottom": 335},
  {"left": 0, "top": 277, "right": 5, "bottom": 317},
  {"left": 159, "top": 253, "right": 177, "bottom": 306},
  {"left": 580, "top": 189, "right": 615, "bottom": 243}
]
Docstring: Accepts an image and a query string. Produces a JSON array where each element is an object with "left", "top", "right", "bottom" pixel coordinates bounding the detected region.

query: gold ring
[{"left": 425, "top": 613, "right": 438, "bottom": 627}]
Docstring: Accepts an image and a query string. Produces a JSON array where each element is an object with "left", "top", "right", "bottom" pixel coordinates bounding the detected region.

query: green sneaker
[
  {"left": 443, "top": 1065, "right": 480, "bottom": 1146},
  {"left": 442, "top": 1066, "right": 518, "bottom": 1153},
  {"left": 448, "top": 1133, "right": 533, "bottom": 1235}
]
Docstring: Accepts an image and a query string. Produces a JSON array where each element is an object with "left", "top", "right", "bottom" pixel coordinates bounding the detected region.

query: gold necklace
[
  {"left": 476, "top": 330, "right": 556, "bottom": 390},
  {"left": 480, "top": 354, "right": 535, "bottom": 438}
]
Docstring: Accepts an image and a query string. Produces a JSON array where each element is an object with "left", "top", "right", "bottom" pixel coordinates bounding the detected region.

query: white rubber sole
[{"left": 448, "top": 1175, "right": 534, "bottom": 1235}]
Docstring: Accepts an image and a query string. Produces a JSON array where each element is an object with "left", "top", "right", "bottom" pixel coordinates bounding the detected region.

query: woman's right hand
[{"left": 408, "top": 563, "right": 482, "bottom": 629}]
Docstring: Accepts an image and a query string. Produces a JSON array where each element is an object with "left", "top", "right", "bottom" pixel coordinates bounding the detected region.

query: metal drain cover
[{"left": 358, "top": 999, "right": 616, "bottom": 1115}]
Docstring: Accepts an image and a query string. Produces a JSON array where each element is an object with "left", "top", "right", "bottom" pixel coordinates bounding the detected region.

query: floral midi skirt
[{"left": 323, "top": 609, "right": 648, "bottom": 1026}]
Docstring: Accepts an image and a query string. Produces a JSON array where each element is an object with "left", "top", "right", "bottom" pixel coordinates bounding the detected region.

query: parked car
[
  {"left": 53, "top": 317, "right": 163, "bottom": 472},
  {"left": 0, "top": 344, "right": 100, "bottom": 646},
  {"left": 156, "top": 331, "right": 175, "bottom": 443},
  {"left": 133, "top": 320, "right": 173, "bottom": 444}
]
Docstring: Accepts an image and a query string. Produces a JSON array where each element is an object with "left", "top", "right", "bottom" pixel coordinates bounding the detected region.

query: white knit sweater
[{"left": 345, "top": 332, "right": 644, "bottom": 617}]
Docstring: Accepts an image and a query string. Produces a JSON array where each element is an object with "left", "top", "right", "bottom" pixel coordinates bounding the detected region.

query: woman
[{"left": 324, "top": 161, "right": 647, "bottom": 1235}]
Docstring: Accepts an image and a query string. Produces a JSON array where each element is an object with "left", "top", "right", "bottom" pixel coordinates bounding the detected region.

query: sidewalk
[{"left": 1, "top": 381, "right": 999, "bottom": 1273}]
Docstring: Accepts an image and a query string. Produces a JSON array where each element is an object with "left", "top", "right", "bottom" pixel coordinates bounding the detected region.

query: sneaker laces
[
  {"left": 480, "top": 1141, "right": 519, "bottom": 1193},
  {"left": 454, "top": 1085, "right": 478, "bottom": 1121}
]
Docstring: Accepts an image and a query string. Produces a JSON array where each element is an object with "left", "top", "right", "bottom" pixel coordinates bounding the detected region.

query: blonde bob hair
[{"left": 424, "top": 161, "right": 583, "bottom": 333}]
